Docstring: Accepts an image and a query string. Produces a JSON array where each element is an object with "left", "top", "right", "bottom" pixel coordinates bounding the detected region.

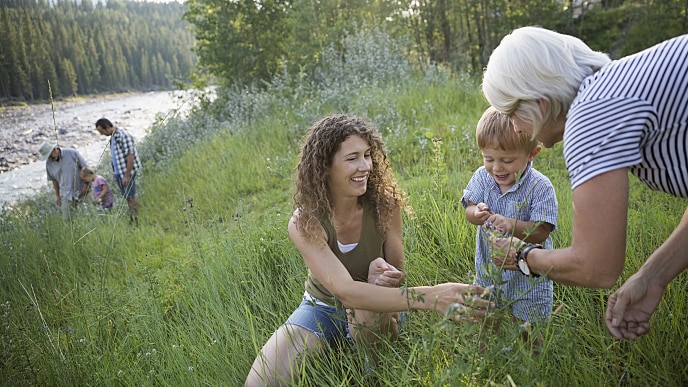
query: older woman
[
  {"left": 482, "top": 27, "right": 687, "bottom": 339},
  {"left": 245, "top": 115, "right": 492, "bottom": 386}
]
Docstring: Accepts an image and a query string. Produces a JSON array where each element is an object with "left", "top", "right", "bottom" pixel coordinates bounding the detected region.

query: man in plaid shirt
[{"left": 95, "top": 118, "right": 142, "bottom": 225}]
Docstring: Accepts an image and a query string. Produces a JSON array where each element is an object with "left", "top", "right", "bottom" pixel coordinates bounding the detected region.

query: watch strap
[{"left": 520, "top": 243, "right": 543, "bottom": 277}]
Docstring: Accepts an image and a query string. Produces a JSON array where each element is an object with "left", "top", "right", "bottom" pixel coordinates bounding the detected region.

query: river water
[{"left": 0, "top": 91, "right": 194, "bottom": 208}]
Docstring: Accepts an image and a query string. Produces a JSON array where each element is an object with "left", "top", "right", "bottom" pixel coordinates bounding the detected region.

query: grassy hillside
[{"left": 1, "top": 29, "right": 687, "bottom": 386}]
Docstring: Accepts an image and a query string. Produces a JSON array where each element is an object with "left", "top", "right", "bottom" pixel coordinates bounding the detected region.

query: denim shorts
[
  {"left": 114, "top": 173, "right": 137, "bottom": 198},
  {"left": 284, "top": 298, "right": 350, "bottom": 347},
  {"left": 284, "top": 298, "right": 409, "bottom": 347}
]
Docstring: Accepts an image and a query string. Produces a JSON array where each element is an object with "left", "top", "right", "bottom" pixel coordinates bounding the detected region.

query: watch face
[{"left": 518, "top": 259, "right": 530, "bottom": 275}]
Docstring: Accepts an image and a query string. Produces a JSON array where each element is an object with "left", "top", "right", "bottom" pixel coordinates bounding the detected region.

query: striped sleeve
[{"left": 564, "top": 34, "right": 688, "bottom": 197}]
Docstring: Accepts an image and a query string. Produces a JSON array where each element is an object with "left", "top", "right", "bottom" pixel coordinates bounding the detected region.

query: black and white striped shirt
[{"left": 564, "top": 34, "right": 688, "bottom": 197}]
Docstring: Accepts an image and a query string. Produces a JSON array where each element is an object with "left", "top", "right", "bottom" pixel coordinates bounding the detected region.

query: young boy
[
  {"left": 80, "top": 167, "right": 115, "bottom": 210},
  {"left": 461, "top": 106, "right": 558, "bottom": 327}
]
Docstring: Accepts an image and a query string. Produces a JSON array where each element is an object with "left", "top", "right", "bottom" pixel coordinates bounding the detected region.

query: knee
[{"left": 246, "top": 325, "right": 321, "bottom": 386}]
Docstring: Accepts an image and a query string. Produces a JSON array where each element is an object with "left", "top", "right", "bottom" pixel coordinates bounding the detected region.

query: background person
[
  {"left": 245, "top": 114, "right": 493, "bottom": 386},
  {"left": 95, "top": 118, "right": 142, "bottom": 225},
  {"left": 38, "top": 142, "right": 89, "bottom": 221},
  {"left": 481, "top": 26, "right": 687, "bottom": 339},
  {"left": 80, "top": 167, "right": 115, "bottom": 210},
  {"left": 462, "top": 107, "right": 558, "bottom": 334}
]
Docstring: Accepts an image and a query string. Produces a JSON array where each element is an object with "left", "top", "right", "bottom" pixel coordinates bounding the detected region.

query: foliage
[
  {"left": 563, "top": 2, "right": 687, "bottom": 58},
  {"left": 181, "top": 0, "right": 687, "bottom": 89},
  {"left": 618, "top": 0, "right": 688, "bottom": 56},
  {"left": 138, "top": 25, "right": 416, "bottom": 170},
  {"left": 2, "top": 0, "right": 685, "bottom": 103},
  {"left": 0, "top": 0, "right": 197, "bottom": 102},
  {"left": 183, "top": 0, "right": 289, "bottom": 88}
]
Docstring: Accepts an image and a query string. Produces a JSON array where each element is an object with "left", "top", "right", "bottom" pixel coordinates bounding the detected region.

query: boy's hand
[
  {"left": 474, "top": 203, "right": 492, "bottom": 224},
  {"left": 476, "top": 203, "right": 508, "bottom": 234},
  {"left": 485, "top": 213, "right": 511, "bottom": 234}
]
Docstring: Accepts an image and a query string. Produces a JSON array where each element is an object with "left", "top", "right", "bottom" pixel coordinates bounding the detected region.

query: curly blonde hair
[{"left": 293, "top": 114, "right": 408, "bottom": 241}]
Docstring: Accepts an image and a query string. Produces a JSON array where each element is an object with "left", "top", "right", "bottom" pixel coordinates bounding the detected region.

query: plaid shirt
[{"left": 110, "top": 127, "right": 142, "bottom": 176}]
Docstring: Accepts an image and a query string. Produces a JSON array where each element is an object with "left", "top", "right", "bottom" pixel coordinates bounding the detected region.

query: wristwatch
[{"left": 516, "top": 243, "right": 543, "bottom": 277}]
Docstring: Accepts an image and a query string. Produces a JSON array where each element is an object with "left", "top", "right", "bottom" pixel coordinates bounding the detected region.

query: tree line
[
  {"left": 2, "top": 0, "right": 684, "bottom": 103},
  {"left": 183, "top": 0, "right": 687, "bottom": 87},
  {"left": 0, "top": 0, "right": 197, "bottom": 103}
]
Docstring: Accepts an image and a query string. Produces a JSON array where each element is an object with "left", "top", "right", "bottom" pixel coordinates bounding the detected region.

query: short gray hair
[{"left": 482, "top": 26, "right": 611, "bottom": 136}]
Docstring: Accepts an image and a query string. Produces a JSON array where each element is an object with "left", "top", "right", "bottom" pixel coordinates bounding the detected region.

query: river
[{"left": 0, "top": 91, "right": 195, "bottom": 208}]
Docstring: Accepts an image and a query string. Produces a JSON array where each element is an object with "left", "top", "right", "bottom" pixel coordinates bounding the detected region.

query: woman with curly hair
[{"left": 245, "top": 114, "right": 492, "bottom": 386}]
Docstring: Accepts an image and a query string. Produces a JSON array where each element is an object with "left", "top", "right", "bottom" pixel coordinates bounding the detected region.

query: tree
[
  {"left": 59, "top": 58, "right": 78, "bottom": 96},
  {"left": 184, "top": 0, "right": 289, "bottom": 86},
  {"left": 0, "top": 0, "right": 196, "bottom": 101}
]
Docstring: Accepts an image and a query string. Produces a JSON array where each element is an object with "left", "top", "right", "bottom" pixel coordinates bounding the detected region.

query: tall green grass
[{"left": 2, "top": 27, "right": 687, "bottom": 386}]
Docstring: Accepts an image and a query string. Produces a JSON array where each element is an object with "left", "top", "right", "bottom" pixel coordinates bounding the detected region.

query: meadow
[{"left": 1, "top": 28, "right": 687, "bottom": 386}]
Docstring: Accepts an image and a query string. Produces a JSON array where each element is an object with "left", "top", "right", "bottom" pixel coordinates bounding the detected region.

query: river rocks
[
  {"left": 0, "top": 90, "right": 198, "bottom": 207},
  {"left": 0, "top": 113, "right": 96, "bottom": 173},
  {"left": 0, "top": 95, "right": 145, "bottom": 174}
]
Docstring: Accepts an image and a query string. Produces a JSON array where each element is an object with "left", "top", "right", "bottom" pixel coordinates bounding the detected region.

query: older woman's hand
[
  {"left": 605, "top": 271, "right": 662, "bottom": 339},
  {"left": 489, "top": 235, "right": 525, "bottom": 271}
]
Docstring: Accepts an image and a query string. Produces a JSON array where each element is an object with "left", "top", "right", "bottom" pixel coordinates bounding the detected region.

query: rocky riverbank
[
  {"left": 0, "top": 91, "right": 191, "bottom": 173},
  {"left": 1, "top": 105, "right": 91, "bottom": 172},
  {"left": 0, "top": 91, "right": 192, "bottom": 207}
]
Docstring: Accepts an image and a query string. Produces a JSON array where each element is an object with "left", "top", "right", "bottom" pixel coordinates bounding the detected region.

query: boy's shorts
[{"left": 476, "top": 271, "right": 553, "bottom": 322}]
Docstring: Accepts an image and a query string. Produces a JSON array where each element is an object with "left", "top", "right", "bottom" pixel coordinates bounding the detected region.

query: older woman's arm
[
  {"left": 493, "top": 169, "right": 629, "bottom": 288},
  {"left": 605, "top": 206, "right": 688, "bottom": 339},
  {"left": 530, "top": 169, "right": 629, "bottom": 287}
]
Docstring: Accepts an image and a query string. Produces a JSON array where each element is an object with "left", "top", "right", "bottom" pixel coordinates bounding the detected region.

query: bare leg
[
  {"left": 348, "top": 309, "right": 399, "bottom": 344},
  {"left": 245, "top": 325, "right": 323, "bottom": 387},
  {"left": 127, "top": 196, "right": 139, "bottom": 217},
  {"left": 348, "top": 258, "right": 401, "bottom": 344},
  {"left": 346, "top": 260, "right": 402, "bottom": 372}
]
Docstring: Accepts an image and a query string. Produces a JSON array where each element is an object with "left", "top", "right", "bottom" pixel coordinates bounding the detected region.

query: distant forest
[
  {"left": 0, "top": 0, "right": 196, "bottom": 103},
  {"left": 2, "top": 0, "right": 685, "bottom": 104}
]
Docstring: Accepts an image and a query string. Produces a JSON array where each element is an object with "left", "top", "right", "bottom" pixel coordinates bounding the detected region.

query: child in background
[
  {"left": 80, "top": 167, "right": 115, "bottom": 210},
  {"left": 461, "top": 106, "right": 558, "bottom": 333}
]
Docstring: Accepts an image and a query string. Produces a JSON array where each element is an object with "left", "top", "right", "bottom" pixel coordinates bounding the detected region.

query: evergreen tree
[{"left": 0, "top": 0, "right": 197, "bottom": 101}]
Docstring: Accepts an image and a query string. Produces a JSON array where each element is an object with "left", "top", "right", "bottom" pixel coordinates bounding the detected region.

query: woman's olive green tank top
[{"left": 304, "top": 200, "right": 385, "bottom": 307}]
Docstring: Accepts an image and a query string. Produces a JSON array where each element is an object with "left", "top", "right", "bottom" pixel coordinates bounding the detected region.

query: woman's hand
[
  {"left": 605, "top": 271, "right": 664, "bottom": 339},
  {"left": 489, "top": 235, "right": 524, "bottom": 271},
  {"left": 427, "top": 283, "right": 494, "bottom": 323},
  {"left": 368, "top": 257, "right": 404, "bottom": 287}
]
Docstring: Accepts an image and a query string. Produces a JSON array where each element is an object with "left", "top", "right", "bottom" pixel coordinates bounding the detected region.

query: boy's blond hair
[
  {"left": 80, "top": 167, "right": 95, "bottom": 179},
  {"left": 476, "top": 106, "right": 539, "bottom": 153}
]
